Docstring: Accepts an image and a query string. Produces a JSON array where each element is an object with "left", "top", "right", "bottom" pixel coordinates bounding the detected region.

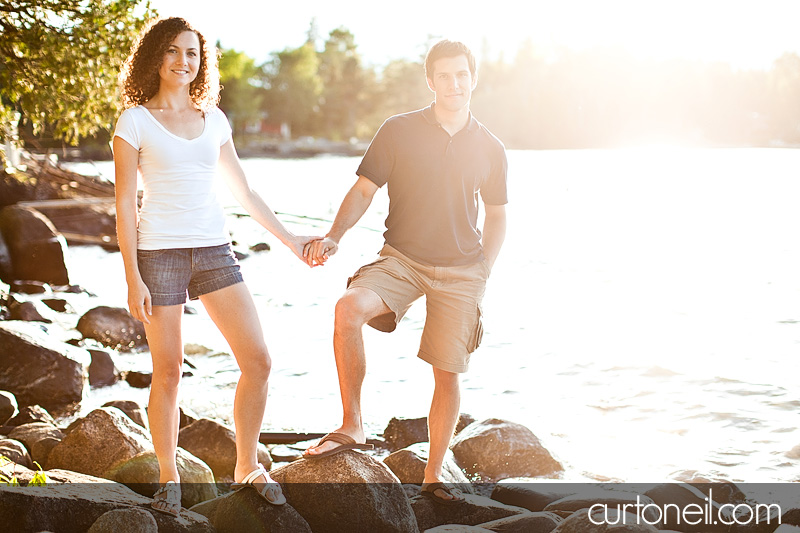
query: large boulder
[
  {"left": 383, "top": 441, "right": 471, "bottom": 487},
  {"left": 270, "top": 450, "right": 419, "bottom": 533},
  {"left": 551, "top": 508, "right": 659, "bottom": 532},
  {"left": 383, "top": 413, "right": 476, "bottom": 452},
  {"left": 87, "top": 508, "right": 158, "bottom": 533},
  {"left": 105, "top": 448, "right": 217, "bottom": 508},
  {"left": 0, "top": 321, "right": 88, "bottom": 410},
  {"left": 191, "top": 489, "right": 312, "bottom": 533},
  {"left": 47, "top": 407, "right": 152, "bottom": 478},
  {"left": 77, "top": 306, "right": 147, "bottom": 350},
  {"left": 6, "top": 404, "right": 55, "bottom": 426},
  {"left": 0, "top": 205, "right": 69, "bottom": 285},
  {"left": 0, "top": 438, "right": 33, "bottom": 468},
  {"left": 478, "top": 511, "right": 563, "bottom": 533},
  {"left": 102, "top": 400, "right": 148, "bottom": 430},
  {"left": 0, "top": 390, "right": 17, "bottom": 424},
  {"left": 0, "top": 468, "right": 213, "bottom": 533},
  {"left": 7, "top": 422, "right": 64, "bottom": 458},
  {"left": 177, "top": 417, "right": 271, "bottom": 482},
  {"left": 411, "top": 493, "right": 529, "bottom": 532},
  {"left": 643, "top": 483, "right": 734, "bottom": 532},
  {"left": 451, "top": 419, "right": 563, "bottom": 481}
]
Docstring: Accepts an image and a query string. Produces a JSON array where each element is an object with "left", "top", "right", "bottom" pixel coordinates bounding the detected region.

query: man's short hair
[{"left": 424, "top": 39, "right": 477, "bottom": 79}]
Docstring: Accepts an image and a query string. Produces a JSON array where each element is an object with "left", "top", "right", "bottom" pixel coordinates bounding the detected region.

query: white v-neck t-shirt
[{"left": 114, "top": 105, "right": 233, "bottom": 250}]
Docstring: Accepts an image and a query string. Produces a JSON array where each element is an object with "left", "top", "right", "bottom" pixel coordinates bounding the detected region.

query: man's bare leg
[
  {"left": 304, "top": 287, "right": 390, "bottom": 456},
  {"left": 423, "top": 366, "right": 462, "bottom": 500}
]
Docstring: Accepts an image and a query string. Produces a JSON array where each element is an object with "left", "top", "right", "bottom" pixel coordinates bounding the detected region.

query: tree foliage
[
  {"left": 218, "top": 45, "right": 263, "bottom": 137},
  {"left": 0, "top": 0, "right": 153, "bottom": 144}
]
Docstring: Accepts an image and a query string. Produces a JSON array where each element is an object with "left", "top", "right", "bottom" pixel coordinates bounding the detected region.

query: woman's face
[{"left": 158, "top": 30, "right": 201, "bottom": 89}]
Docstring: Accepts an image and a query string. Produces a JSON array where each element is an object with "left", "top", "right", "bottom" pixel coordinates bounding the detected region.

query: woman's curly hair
[{"left": 118, "top": 17, "right": 220, "bottom": 111}]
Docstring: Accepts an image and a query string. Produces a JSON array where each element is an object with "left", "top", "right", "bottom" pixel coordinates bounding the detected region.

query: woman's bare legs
[
  {"left": 143, "top": 304, "right": 185, "bottom": 513},
  {"left": 200, "top": 282, "right": 281, "bottom": 500}
]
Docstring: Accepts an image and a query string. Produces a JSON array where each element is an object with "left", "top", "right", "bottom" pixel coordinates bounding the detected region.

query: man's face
[{"left": 427, "top": 54, "right": 477, "bottom": 113}]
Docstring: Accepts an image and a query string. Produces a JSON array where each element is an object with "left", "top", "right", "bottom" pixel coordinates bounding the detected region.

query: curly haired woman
[{"left": 114, "top": 17, "right": 317, "bottom": 514}]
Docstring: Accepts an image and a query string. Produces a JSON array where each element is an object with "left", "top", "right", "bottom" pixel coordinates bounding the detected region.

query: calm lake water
[{"left": 63, "top": 147, "right": 800, "bottom": 483}]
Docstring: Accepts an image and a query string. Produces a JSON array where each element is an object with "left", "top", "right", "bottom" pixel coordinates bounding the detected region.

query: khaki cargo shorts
[{"left": 347, "top": 244, "right": 490, "bottom": 373}]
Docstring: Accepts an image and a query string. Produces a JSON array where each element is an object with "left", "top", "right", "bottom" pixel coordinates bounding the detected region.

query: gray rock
[
  {"left": 102, "top": 400, "right": 148, "bottom": 430},
  {"left": 411, "top": 493, "right": 528, "bottom": 532},
  {"left": 6, "top": 404, "right": 55, "bottom": 426},
  {"left": 178, "top": 417, "right": 272, "bottom": 482},
  {"left": 191, "top": 488, "right": 311, "bottom": 532},
  {"left": 9, "top": 280, "right": 50, "bottom": 294},
  {"left": 545, "top": 489, "right": 660, "bottom": 525},
  {"left": 30, "top": 435, "right": 60, "bottom": 468},
  {"left": 7, "top": 422, "right": 64, "bottom": 452},
  {"left": 47, "top": 407, "right": 152, "bottom": 478},
  {"left": 41, "top": 298, "right": 72, "bottom": 313},
  {"left": 0, "top": 390, "right": 18, "bottom": 425},
  {"left": 0, "top": 321, "right": 88, "bottom": 410},
  {"left": 383, "top": 413, "right": 476, "bottom": 452},
  {"left": 491, "top": 481, "right": 581, "bottom": 512},
  {"left": 76, "top": 306, "right": 147, "bottom": 350},
  {"left": 551, "top": 508, "right": 659, "bottom": 532},
  {"left": 87, "top": 508, "right": 158, "bottom": 533},
  {"left": 105, "top": 448, "right": 217, "bottom": 508},
  {"left": 0, "top": 438, "right": 33, "bottom": 468},
  {"left": 124, "top": 370, "right": 151, "bottom": 388},
  {"left": 0, "top": 205, "right": 69, "bottom": 285},
  {"left": 644, "top": 483, "right": 733, "bottom": 532},
  {"left": 270, "top": 450, "right": 418, "bottom": 533},
  {"left": 451, "top": 419, "right": 563, "bottom": 482},
  {"left": 88, "top": 349, "right": 120, "bottom": 388},
  {"left": 0, "top": 469, "right": 213, "bottom": 533},
  {"left": 478, "top": 511, "right": 563, "bottom": 533},
  {"left": 7, "top": 298, "right": 51, "bottom": 322},
  {"left": 383, "top": 441, "right": 472, "bottom": 487}
]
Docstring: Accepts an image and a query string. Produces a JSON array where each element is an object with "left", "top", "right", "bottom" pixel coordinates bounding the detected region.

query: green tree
[
  {"left": 218, "top": 45, "right": 265, "bottom": 138},
  {"left": 0, "top": 0, "right": 153, "bottom": 147},
  {"left": 263, "top": 40, "right": 322, "bottom": 137},
  {"left": 318, "top": 28, "right": 364, "bottom": 140}
]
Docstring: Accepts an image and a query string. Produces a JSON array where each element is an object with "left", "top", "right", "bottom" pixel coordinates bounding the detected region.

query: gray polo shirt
[{"left": 357, "top": 104, "right": 508, "bottom": 266}]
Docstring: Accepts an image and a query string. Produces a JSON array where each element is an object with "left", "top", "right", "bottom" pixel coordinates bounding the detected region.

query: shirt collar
[{"left": 422, "top": 103, "right": 479, "bottom": 132}]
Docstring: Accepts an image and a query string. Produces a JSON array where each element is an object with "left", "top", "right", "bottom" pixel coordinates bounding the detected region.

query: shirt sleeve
[
  {"left": 480, "top": 142, "right": 509, "bottom": 205},
  {"left": 356, "top": 118, "right": 395, "bottom": 187},
  {"left": 214, "top": 107, "right": 233, "bottom": 146},
  {"left": 113, "top": 108, "right": 140, "bottom": 151}
]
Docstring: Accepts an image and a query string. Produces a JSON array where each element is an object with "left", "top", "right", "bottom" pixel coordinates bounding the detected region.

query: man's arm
[
  {"left": 304, "top": 175, "right": 380, "bottom": 265},
  {"left": 482, "top": 203, "right": 507, "bottom": 272}
]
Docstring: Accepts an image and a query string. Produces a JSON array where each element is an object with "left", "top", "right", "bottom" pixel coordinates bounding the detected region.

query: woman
[{"left": 114, "top": 17, "right": 316, "bottom": 514}]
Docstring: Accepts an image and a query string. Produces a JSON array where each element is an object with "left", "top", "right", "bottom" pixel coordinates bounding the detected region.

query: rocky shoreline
[{"left": 1, "top": 157, "right": 800, "bottom": 532}]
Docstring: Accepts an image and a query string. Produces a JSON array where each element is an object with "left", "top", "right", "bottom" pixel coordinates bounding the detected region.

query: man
[{"left": 303, "top": 39, "right": 507, "bottom": 504}]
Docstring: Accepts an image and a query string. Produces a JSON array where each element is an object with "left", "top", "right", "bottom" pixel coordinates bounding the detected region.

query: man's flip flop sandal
[
  {"left": 303, "top": 432, "right": 374, "bottom": 459},
  {"left": 421, "top": 481, "right": 465, "bottom": 506}
]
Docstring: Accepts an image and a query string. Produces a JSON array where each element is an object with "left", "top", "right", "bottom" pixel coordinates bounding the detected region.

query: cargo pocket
[
  {"left": 346, "top": 256, "right": 389, "bottom": 288},
  {"left": 467, "top": 304, "right": 484, "bottom": 353}
]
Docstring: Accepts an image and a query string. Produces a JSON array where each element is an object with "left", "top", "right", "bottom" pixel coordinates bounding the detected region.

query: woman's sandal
[
  {"left": 151, "top": 480, "right": 182, "bottom": 517},
  {"left": 231, "top": 463, "right": 287, "bottom": 506}
]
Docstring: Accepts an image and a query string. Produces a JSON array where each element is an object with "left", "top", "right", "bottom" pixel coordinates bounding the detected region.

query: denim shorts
[{"left": 137, "top": 244, "right": 243, "bottom": 306}]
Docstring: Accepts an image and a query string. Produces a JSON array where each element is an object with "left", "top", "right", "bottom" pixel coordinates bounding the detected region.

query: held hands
[
  {"left": 302, "top": 237, "right": 338, "bottom": 267},
  {"left": 287, "top": 235, "right": 333, "bottom": 267}
]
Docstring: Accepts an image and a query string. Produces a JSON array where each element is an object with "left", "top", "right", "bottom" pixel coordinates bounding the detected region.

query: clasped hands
[{"left": 301, "top": 236, "right": 338, "bottom": 267}]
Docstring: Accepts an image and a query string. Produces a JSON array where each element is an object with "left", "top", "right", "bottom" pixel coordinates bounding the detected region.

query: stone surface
[
  {"left": 105, "top": 448, "right": 217, "bottom": 508},
  {"left": 88, "top": 349, "right": 120, "bottom": 388},
  {"left": 551, "top": 508, "right": 659, "bottom": 532},
  {"left": 383, "top": 441, "right": 471, "bottom": 487},
  {"left": 7, "top": 422, "right": 64, "bottom": 453},
  {"left": 270, "top": 450, "right": 418, "bottom": 533},
  {"left": 6, "top": 404, "right": 55, "bottom": 426},
  {"left": 47, "top": 407, "right": 152, "bottom": 478},
  {"left": 491, "top": 482, "right": 581, "bottom": 512},
  {"left": 178, "top": 417, "right": 272, "bottom": 482},
  {"left": 87, "top": 508, "right": 158, "bottom": 533},
  {"left": 644, "top": 483, "right": 733, "bottom": 532},
  {"left": 412, "top": 493, "right": 528, "bottom": 532},
  {"left": 0, "top": 472, "right": 213, "bottom": 533},
  {"left": 0, "top": 390, "right": 17, "bottom": 425},
  {"left": 76, "top": 306, "right": 147, "bottom": 350},
  {"left": 451, "top": 419, "right": 564, "bottom": 481},
  {"left": 0, "top": 321, "right": 88, "bottom": 410},
  {"left": 191, "top": 488, "right": 312, "bottom": 533},
  {"left": 0, "top": 438, "right": 33, "bottom": 468},
  {"left": 479, "top": 511, "right": 563, "bottom": 533},
  {"left": 102, "top": 400, "right": 148, "bottom": 430},
  {"left": 383, "top": 413, "right": 476, "bottom": 452},
  {"left": 0, "top": 205, "right": 70, "bottom": 285}
]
